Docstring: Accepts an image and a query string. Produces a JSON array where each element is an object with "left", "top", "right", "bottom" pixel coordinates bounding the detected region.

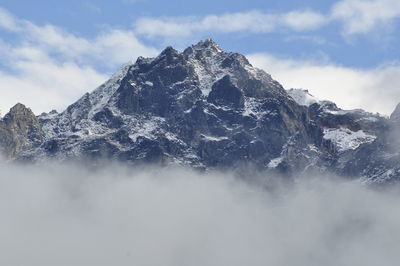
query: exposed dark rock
[
  {"left": 208, "top": 75, "right": 244, "bottom": 108},
  {"left": 1, "top": 40, "right": 399, "bottom": 184}
]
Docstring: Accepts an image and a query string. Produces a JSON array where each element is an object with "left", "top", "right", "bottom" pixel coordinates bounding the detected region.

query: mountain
[
  {"left": 0, "top": 103, "right": 44, "bottom": 158},
  {"left": 0, "top": 39, "right": 398, "bottom": 183}
]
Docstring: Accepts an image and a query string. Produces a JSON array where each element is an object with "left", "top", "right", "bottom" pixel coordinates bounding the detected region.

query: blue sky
[{"left": 0, "top": 0, "right": 399, "bottom": 114}]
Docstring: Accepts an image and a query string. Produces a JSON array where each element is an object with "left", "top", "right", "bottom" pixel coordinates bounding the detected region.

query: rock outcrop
[{"left": 0, "top": 103, "right": 44, "bottom": 158}]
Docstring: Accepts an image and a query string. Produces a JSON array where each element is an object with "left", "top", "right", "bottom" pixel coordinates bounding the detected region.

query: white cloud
[
  {"left": 0, "top": 8, "right": 158, "bottom": 115},
  {"left": 282, "top": 10, "right": 328, "bottom": 31},
  {"left": 1, "top": 163, "right": 400, "bottom": 266},
  {"left": 133, "top": 0, "right": 400, "bottom": 38},
  {"left": 247, "top": 53, "right": 400, "bottom": 115},
  {"left": 134, "top": 10, "right": 328, "bottom": 38},
  {"left": 332, "top": 0, "right": 400, "bottom": 35},
  {"left": 1, "top": 2, "right": 399, "bottom": 115},
  {"left": 23, "top": 23, "right": 158, "bottom": 68},
  {"left": 0, "top": 7, "right": 20, "bottom": 31},
  {"left": 0, "top": 56, "right": 107, "bottom": 115},
  {"left": 199, "top": 11, "right": 278, "bottom": 33}
]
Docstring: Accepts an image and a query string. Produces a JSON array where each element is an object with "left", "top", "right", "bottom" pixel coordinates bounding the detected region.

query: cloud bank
[
  {"left": 1, "top": 163, "right": 400, "bottom": 266},
  {"left": 248, "top": 53, "right": 400, "bottom": 115}
]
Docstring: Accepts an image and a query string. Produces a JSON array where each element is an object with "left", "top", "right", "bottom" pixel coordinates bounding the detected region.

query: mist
[{"left": 1, "top": 163, "right": 400, "bottom": 266}]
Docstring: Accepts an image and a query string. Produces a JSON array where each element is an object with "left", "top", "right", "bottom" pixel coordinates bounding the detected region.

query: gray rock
[
  {"left": 1, "top": 39, "right": 399, "bottom": 184},
  {"left": 0, "top": 103, "right": 44, "bottom": 158}
]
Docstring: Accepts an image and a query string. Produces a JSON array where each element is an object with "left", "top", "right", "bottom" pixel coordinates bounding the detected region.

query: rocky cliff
[{"left": 0, "top": 103, "right": 44, "bottom": 158}]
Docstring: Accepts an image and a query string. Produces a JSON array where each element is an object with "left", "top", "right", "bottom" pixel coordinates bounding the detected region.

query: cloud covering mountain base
[{"left": 1, "top": 164, "right": 400, "bottom": 266}]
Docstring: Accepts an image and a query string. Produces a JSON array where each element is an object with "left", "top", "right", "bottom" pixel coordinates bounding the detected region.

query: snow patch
[
  {"left": 88, "top": 62, "right": 134, "bottom": 118},
  {"left": 287, "top": 89, "right": 319, "bottom": 107},
  {"left": 201, "top": 135, "right": 229, "bottom": 142},
  {"left": 129, "top": 117, "right": 163, "bottom": 142},
  {"left": 323, "top": 128, "right": 376, "bottom": 152},
  {"left": 267, "top": 157, "right": 283, "bottom": 168},
  {"left": 243, "top": 97, "right": 278, "bottom": 119}
]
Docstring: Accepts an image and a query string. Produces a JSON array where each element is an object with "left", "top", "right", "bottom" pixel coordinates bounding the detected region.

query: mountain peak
[
  {"left": 390, "top": 103, "right": 400, "bottom": 122},
  {"left": 0, "top": 103, "right": 44, "bottom": 158},
  {"left": 184, "top": 38, "right": 223, "bottom": 56},
  {"left": 194, "top": 38, "right": 221, "bottom": 49},
  {"left": 11, "top": 102, "right": 28, "bottom": 110},
  {"left": 8, "top": 103, "right": 35, "bottom": 118},
  {"left": 160, "top": 46, "right": 179, "bottom": 56}
]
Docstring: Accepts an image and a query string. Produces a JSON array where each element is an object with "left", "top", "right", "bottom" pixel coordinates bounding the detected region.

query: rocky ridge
[{"left": 0, "top": 39, "right": 398, "bottom": 183}]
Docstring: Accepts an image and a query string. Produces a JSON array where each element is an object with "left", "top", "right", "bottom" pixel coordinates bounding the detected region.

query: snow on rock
[
  {"left": 243, "top": 97, "right": 278, "bottom": 119},
  {"left": 185, "top": 39, "right": 271, "bottom": 97},
  {"left": 323, "top": 127, "right": 376, "bottom": 152},
  {"left": 186, "top": 51, "right": 229, "bottom": 96},
  {"left": 287, "top": 89, "right": 319, "bottom": 107},
  {"left": 128, "top": 117, "right": 165, "bottom": 142},
  {"left": 267, "top": 156, "right": 284, "bottom": 168},
  {"left": 88, "top": 62, "right": 134, "bottom": 118},
  {"left": 201, "top": 134, "right": 229, "bottom": 142}
]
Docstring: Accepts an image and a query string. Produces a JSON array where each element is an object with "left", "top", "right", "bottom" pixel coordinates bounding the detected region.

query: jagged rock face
[
  {"left": 0, "top": 104, "right": 44, "bottom": 158},
  {"left": 339, "top": 104, "right": 400, "bottom": 183},
  {"left": 15, "top": 40, "right": 321, "bottom": 171},
  {"left": 286, "top": 89, "right": 393, "bottom": 182},
  {"left": 208, "top": 75, "right": 244, "bottom": 108},
  {"left": 2, "top": 40, "right": 400, "bottom": 183}
]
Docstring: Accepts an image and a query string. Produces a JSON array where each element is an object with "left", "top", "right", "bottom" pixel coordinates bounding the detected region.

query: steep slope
[
  {"left": 0, "top": 104, "right": 44, "bottom": 158},
  {"left": 289, "top": 89, "right": 385, "bottom": 152},
  {"left": 288, "top": 89, "right": 393, "bottom": 182},
  {"left": 339, "top": 106, "right": 400, "bottom": 184}
]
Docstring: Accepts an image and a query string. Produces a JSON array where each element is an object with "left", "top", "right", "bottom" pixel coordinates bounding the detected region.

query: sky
[{"left": 0, "top": 0, "right": 399, "bottom": 115}]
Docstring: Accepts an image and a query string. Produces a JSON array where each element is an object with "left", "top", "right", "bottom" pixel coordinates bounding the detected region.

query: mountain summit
[{"left": 1, "top": 40, "right": 398, "bottom": 183}]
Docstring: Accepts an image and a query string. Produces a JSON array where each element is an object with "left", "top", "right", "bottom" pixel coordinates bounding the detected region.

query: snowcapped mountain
[{"left": 0, "top": 39, "right": 398, "bottom": 183}]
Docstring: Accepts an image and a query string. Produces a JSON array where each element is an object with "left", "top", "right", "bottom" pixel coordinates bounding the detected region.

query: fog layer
[{"left": 1, "top": 164, "right": 399, "bottom": 266}]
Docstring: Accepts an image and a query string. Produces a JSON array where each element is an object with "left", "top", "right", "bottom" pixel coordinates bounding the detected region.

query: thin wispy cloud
[
  {"left": 0, "top": 7, "right": 20, "bottom": 31},
  {"left": 82, "top": 2, "right": 102, "bottom": 14},
  {"left": 133, "top": 0, "right": 400, "bottom": 38},
  {"left": 332, "top": 0, "right": 400, "bottom": 35},
  {"left": 133, "top": 10, "right": 328, "bottom": 38},
  {"left": 281, "top": 10, "right": 327, "bottom": 31}
]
